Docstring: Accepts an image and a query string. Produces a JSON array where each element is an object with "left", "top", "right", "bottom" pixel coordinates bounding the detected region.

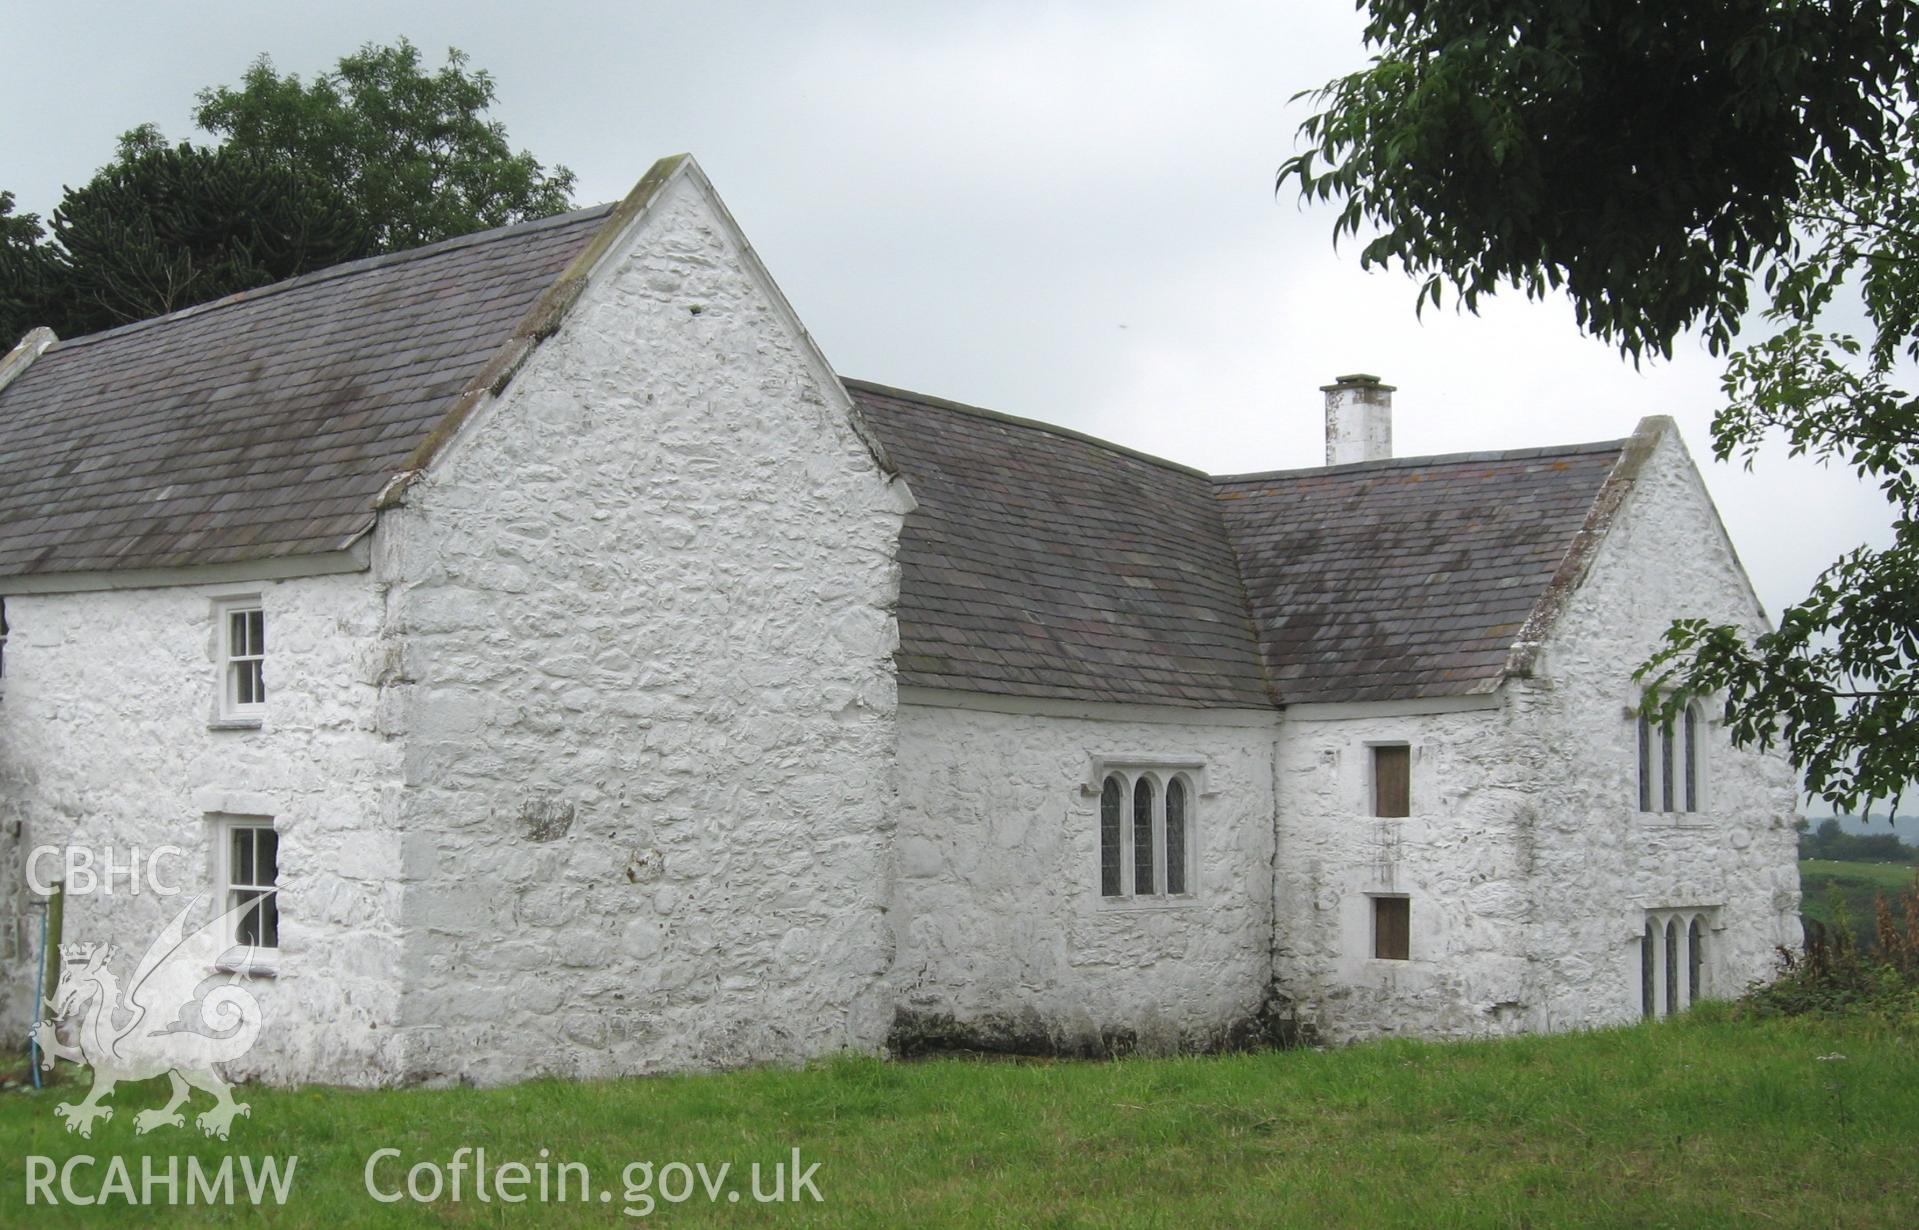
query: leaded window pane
[
  {"left": 1688, "top": 918, "right": 1703, "bottom": 1002},
  {"left": 1683, "top": 706, "right": 1699, "bottom": 812},
  {"left": 1661, "top": 724, "right": 1676, "bottom": 812},
  {"left": 1637, "top": 715, "right": 1652, "bottom": 812},
  {"left": 1165, "top": 778, "right": 1187, "bottom": 895},
  {"left": 1664, "top": 918, "right": 1679, "bottom": 1014},
  {"left": 1641, "top": 922, "right": 1656, "bottom": 1018},
  {"left": 1132, "top": 777, "right": 1156, "bottom": 895},
  {"left": 1099, "top": 776, "right": 1123, "bottom": 897}
]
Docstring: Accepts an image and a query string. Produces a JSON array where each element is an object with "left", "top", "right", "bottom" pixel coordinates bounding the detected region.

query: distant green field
[
  {"left": 1800, "top": 859, "right": 1919, "bottom": 939},
  {"left": 2, "top": 1010, "right": 1917, "bottom": 1227}
]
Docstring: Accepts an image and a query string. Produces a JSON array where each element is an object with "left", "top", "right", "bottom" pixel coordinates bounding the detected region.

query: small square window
[
  {"left": 1372, "top": 745, "right": 1410, "bottom": 818},
  {"left": 215, "top": 599, "right": 265, "bottom": 723},
  {"left": 1373, "top": 895, "right": 1410, "bottom": 960},
  {"left": 212, "top": 817, "right": 278, "bottom": 971}
]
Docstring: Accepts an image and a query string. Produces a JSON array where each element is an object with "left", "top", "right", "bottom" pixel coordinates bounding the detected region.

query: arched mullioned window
[
  {"left": 1641, "top": 907, "right": 1715, "bottom": 1018},
  {"left": 1132, "top": 777, "right": 1156, "bottom": 896},
  {"left": 1688, "top": 918, "right": 1703, "bottom": 1003},
  {"left": 1637, "top": 702, "right": 1703, "bottom": 814},
  {"left": 1664, "top": 919, "right": 1680, "bottom": 1014},
  {"left": 1165, "top": 778, "right": 1188, "bottom": 896},
  {"left": 1095, "top": 769, "right": 1197, "bottom": 900},
  {"left": 1641, "top": 923, "right": 1656, "bottom": 1019},
  {"left": 1099, "top": 777, "right": 1124, "bottom": 898}
]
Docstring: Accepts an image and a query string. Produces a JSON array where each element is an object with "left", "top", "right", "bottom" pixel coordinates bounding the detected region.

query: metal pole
[
  {"left": 41, "top": 878, "right": 62, "bottom": 1026},
  {"left": 29, "top": 901, "right": 45, "bottom": 1089}
]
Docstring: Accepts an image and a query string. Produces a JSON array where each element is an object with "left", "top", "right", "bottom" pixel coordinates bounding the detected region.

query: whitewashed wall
[
  {"left": 1273, "top": 701, "right": 1538, "bottom": 1040},
  {"left": 0, "top": 570, "right": 404, "bottom": 1083},
  {"left": 379, "top": 170, "right": 908, "bottom": 1084},
  {"left": 1273, "top": 426, "right": 1799, "bottom": 1043},
  {"left": 890, "top": 696, "right": 1280, "bottom": 1054},
  {"left": 1513, "top": 427, "right": 1800, "bottom": 1031}
]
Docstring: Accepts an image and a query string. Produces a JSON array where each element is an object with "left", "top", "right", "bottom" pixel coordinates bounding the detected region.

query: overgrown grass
[{"left": 2, "top": 1009, "right": 1916, "bottom": 1227}]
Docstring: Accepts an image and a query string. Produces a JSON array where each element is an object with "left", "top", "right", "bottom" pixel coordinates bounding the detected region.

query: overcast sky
[{"left": 2, "top": 1, "right": 1897, "bottom": 625}]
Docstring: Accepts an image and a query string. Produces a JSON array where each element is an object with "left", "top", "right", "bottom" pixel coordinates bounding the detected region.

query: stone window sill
[
  {"left": 207, "top": 717, "right": 263, "bottom": 732},
  {"left": 215, "top": 951, "right": 279, "bottom": 978},
  {"left": 1636, "top": 813, "right": 1713, "bottom": 830},
  {"left": 1097, "top": 896, "right": 1201, "bottom": 913}
]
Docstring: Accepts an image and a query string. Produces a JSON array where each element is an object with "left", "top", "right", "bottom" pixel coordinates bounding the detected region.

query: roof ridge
[
  {"left": 843, "top": 378, "right": 1211, "bottom": 479},
  {"left": 845, "top": 378, "right": 1630, "bottom": 486},
  {"left": 46, "top": 203, "right": 620, "bottom": 353},
  {"left": 1211, "top": 438, "right": 1629, "bottom": 484}
]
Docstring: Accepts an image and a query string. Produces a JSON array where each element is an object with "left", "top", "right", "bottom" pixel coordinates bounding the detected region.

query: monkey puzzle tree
[
  {"left": 48, "top": 142, "right": 371, "bottom": 336},
  {"left": 1, "top": 38, "right": 574, "bottom": 342}
]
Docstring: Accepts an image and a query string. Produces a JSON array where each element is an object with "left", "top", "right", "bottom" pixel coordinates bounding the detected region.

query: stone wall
[
  {"left": 0, "top": 571, "right": 403, "bottom": 1083},
  {"left": 890, "top": 696, "right": 1280, "bottom": 1053},
  {"left": 379, "top": 167, "right": 909, "bottom": 1083},
  {"left": 1273, "top": 701, "right": 1536, "bottom": 1040},
  {"left": 1514, "top": 426, "right": 1800, "bottom": 1030},
  {"left": 1271, "top": 425, "right": 1799, "bottom": 1042}
]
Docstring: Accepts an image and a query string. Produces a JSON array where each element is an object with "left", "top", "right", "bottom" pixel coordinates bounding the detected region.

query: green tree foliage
[
  {"left": 1280, "top": 1, "right": 1919, "bottom": 815},
  {"left": 0, "top": 192, "right": 56, "bottom": 346},
  {"left": 194, "top": 39, "right": 576, "bottom": 252},
  {"left": 48, "top": 142, "right": 371, "bottom": 336},
  {"left": 0, "top": 38, "right": 573, "bottom": 346},
  {"left": 1802, "top": 817, "right": 1918, "bottom": 864}
]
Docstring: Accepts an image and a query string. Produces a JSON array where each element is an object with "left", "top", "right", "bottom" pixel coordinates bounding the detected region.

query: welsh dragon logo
[{"left": 33, "top": 893, "right": 267, "bottom": 1139}]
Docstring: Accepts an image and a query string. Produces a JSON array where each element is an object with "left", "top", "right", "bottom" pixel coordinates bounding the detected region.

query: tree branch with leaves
[{"left": 1281, "top": 0, "right": 1919, "bottom": 815}]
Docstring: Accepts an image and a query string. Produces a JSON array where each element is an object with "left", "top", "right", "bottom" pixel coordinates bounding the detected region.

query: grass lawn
[
  {"left": 1799, "top": 859, "right": 1919, "bottom": 939},
  {"left": 2, "top": 1007, "right": 1916, "bottom": 1228}
]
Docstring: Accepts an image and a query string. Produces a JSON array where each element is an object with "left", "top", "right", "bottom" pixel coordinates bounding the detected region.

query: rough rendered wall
[
  {"left": 1273, "top": 703, "right": 1535, "bottom": 1040},
  {"left": 891, "top": 700, "right": 1279, "bottom": 1053},
  {"left": 1272, "top": 429, "right": 1798, "bottom": 1043},
  {"left": 383, "top": 173, "right": 906, "bottom": 1083},
  {"left": 1515, "top": 429, "right": 1799, "bottom": 1030},
  {"left": 0, "top": 572, "right": 402, "bottom": 1083}
]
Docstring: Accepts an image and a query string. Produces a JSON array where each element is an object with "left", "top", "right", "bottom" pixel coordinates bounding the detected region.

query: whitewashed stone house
[{"left": 0, "top": 156, "right": 1799, "bottom": 1084}]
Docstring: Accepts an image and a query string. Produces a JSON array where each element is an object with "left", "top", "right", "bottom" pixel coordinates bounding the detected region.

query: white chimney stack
[{"left": 1322, "top": 373, "right": 1394, "bottom": 466}]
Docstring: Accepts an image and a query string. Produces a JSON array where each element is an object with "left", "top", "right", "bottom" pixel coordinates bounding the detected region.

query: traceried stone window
[
  {"left": 1165, "top": 777, "right": 1188, "bottom": 895},
  {"left": 1640, "top": 907, "right": 1711, "bottom": 1017},
  {"left": 215, "top": 597, "right": 266, "bottom": 724},
  {"left": 1132, "top": 777, "right": 1156, "bottom": 894},
  {"left": 1097, "top": 768, "right": 1196, "bottom": 900},
  {"left": 1099, "top": 777, "right": 1124, "bottom": 897},
  {"left": 1637, "top": 703, "right": 1700, "bottom": 813}
]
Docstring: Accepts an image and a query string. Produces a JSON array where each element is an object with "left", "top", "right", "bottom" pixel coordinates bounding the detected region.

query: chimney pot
[{"left": 1322, "top": 373, "right": 1395, "bottom": 465}]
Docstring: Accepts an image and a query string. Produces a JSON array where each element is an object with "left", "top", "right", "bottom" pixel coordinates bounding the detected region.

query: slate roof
[
  {"left": 1214, "top": 445, "right": 1626, "bottom": 703},
  {"left": 850, "top": 382, "right": 1271, "bottom": 708},
  {"left": 0, "top": 200, "right": 1632, "bottom": 708},
  {"left": 853, "top": 381, "right": 1630, "bottom": 708},
  {"left": 0, "top": 204, "right": 614, "bottom": 577}
]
